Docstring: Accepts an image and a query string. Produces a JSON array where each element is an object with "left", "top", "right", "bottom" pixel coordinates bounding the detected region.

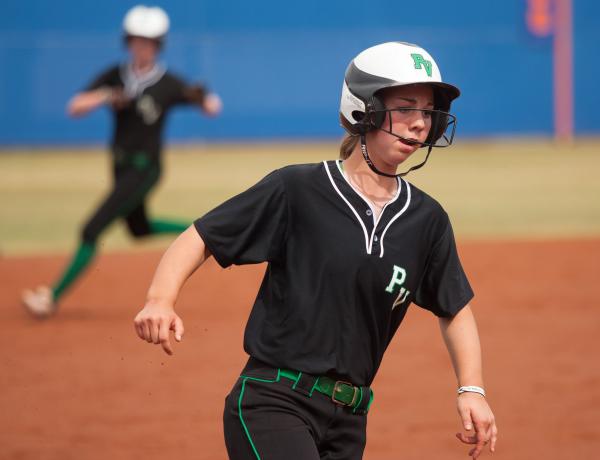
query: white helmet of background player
[
  {"left": 340, "top": 41, "right": 460, "bottom": 148},
  {"left": 123, "top": 5, "right": 170, "bottom": 42}
]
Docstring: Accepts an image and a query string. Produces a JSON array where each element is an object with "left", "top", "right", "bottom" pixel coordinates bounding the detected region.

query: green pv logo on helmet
[{"left": 410, "top": 53, "right": 432, "bottom": 77}]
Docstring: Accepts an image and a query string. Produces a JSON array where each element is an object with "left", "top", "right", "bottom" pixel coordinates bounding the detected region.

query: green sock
[
  {"left": 149, "top": 218, "right": 189, "bottom": 235},
  {"left": 52, "top": 241, "right": 96, "bottom": 301}
]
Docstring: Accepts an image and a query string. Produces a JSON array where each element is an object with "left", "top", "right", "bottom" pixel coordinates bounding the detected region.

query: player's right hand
[
  {"left": 134, "top": 302, "right": 184, "bottom": 356},
  {"left": 108, "top": 87, "right": 131, "bottom": 110}
]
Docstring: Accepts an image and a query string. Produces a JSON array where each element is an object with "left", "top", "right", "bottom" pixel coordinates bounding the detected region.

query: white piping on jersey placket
[
  {"left": 324, "top": 161, "right": 371, "bottom": 254},
  {"left": 378, "top": 183, "right": 411, "bottom": 257},
  {"left": 335, "top": 160, "right": 401, "bottom": 253},
  {"left": 323, "top": 161, "right": 411, "bottom": 257}
]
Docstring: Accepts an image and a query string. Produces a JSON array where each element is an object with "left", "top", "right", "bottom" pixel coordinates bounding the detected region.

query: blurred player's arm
[
  {"left": 182, "top": 84, "right": 222, "bottom": 117},
  {"left": 67, "top": 87, "right": 129, "bottom": 117},
  {"left": 439, "top": 305, "right": 498, "bottom": 458},
  {"left": 134, "top": 225, "right": 212, "bottom": 355}
]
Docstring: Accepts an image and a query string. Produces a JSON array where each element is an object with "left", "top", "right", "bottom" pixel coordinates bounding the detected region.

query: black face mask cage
[
  {"left": 370, "top": 108, "right": 457, "bottom": 148},
  {"left": 357, "top": 108, "right": 458, "bottom": 178}
]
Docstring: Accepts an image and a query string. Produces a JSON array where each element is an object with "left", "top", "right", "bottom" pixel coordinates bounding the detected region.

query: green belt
[{"left": 279, "top": 369, "right": 372, "bottom": 412}]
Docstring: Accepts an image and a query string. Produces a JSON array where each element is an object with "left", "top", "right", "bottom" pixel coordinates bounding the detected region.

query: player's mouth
[{"left": 398, "top": 137, "right": 421, "bottom": 147}]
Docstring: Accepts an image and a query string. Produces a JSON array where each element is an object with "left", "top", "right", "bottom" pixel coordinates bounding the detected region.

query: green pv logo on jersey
[
  {"left": 410, "top": 53, "right": 432, "bottom": 77},
  {"left": 385, "top": 265, "right": 411, "bottom": 310}
]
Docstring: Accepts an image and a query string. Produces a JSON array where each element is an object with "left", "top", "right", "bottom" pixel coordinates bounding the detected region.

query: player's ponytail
[
  {"left": 339, "top": 134, "right": 359, "bottom": 159},
  {"left": 339, "top": 115, "right": 360, "bottom": 159}
]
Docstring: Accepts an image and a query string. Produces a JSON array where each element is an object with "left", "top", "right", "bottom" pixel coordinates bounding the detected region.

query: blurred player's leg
[
  {"left": 22, "top": 165, "right": 159, "bottom": 318},
  {"left": 125, "top": 203, "right": 188, "bottom": 237},
  {"left": 149, "top": 218, "right": 188, "bottom": 234}
]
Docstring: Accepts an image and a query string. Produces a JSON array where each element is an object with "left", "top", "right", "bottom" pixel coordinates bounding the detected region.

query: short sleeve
[
  {"left": 413, "top": 216, "right": 474, "bottom": 317},
  {"left": 194, "top": 170, "right": 287, "bottom": 268},
  {"left": 85, "top": 66, "right": 121, "bottom": 91},
  {"left": 163, "top": 73, "right": 198, "bottom": 107}
]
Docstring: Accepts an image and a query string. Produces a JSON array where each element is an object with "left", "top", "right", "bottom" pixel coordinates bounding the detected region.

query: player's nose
[{"left": 409, "top": 111, "right": 427, "bottom": 132}]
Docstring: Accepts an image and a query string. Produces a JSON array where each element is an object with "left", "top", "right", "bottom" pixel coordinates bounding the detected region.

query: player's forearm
[
  {"left": 438, "top": 305, "right": 484, "bottom": 387},
  {"left": 67, "top": 89, "right": 112, "bottom": 117},
  {"left": 145, "top": 225, "right": 211, "bottom": 306}
]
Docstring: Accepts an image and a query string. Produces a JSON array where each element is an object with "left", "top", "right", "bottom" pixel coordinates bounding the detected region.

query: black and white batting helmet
[{"left": 340, "top": 42, "right": 460, "bottom": 147}]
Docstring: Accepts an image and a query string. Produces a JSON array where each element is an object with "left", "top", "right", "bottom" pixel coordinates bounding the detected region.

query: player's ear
[{"left": 367, "top": 94, "right": 386, "bottom": 130}]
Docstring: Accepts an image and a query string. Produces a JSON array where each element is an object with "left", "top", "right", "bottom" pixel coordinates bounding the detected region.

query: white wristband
[{"left": 457, "top": 385, "right": 486, "bottom": 397}]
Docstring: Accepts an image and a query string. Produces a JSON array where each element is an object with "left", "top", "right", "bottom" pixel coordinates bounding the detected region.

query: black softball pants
[
  {"left": 81, "top": 154, "right": 160, "bottom": 243},
  {"left": 223, "top": 358, "right": 368, "bottom": 460}
]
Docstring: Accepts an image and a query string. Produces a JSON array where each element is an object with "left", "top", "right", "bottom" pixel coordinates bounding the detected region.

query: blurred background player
[{"left": 22, "top": 5, "right": 222, "bottom": 318}]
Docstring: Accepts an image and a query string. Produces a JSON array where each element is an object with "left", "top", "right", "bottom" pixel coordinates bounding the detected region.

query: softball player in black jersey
[
  {"left": 22, "top": 5, "right": 222, "bottom": 318},
  {"left": 134, "top": 42, "right": 498, "bottom": 459}
]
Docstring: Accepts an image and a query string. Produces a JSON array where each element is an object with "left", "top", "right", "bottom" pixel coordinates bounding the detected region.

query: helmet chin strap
[{"left": 359, "top": 134, "right": 434, "bottom": 178}]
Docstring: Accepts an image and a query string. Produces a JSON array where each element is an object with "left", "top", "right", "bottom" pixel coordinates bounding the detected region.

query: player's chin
[{"left": 391, "top": 143, "right": 419, "bottom": 163}]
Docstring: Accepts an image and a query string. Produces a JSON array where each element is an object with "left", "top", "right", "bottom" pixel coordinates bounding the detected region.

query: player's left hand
[
  {"left": 201, "top": 93, "right": 222, "bottom": 117},
  {"left": 455, "top": 392, "right": 498, "bottom": 458}
]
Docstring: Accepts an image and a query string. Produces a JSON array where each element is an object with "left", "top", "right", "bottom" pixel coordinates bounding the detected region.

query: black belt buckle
[{"left": 331, "top": 380, "right": 359, "bottom": 407}]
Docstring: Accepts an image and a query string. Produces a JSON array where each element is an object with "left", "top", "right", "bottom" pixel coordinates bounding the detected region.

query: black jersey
[
  {"left": 194, "top": 160, "right": 473, "bottom": 386},
  {"left": 86, "top": 64, "right": 195, "bottom": 155}
]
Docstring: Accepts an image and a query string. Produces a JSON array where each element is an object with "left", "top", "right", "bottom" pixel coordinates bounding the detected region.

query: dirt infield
[{"left": 1, "top": 239, "right": 599, "bottom": 459}]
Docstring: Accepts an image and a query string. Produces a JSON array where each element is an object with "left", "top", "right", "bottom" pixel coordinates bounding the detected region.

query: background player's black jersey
[
  {"left": 87, "top": 64, "right": 194, "bottom": 156},
  {"left": 195, "top": 161, "right": 473, "bottom": 386}
]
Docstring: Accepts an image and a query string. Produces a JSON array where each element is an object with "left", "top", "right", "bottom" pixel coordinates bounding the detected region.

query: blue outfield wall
[{"left": 1, "top": 0, "right": 599, "bottom": 145}]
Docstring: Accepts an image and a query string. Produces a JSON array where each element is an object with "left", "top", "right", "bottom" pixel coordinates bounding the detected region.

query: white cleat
[{"left": 22, "top": 286, "right": 56, "bottom": 318}]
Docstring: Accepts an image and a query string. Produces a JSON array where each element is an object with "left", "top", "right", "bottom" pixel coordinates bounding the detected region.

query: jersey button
[
  {"left": 366, "top": 209, "right": 373, "bottom": 216},
  {"left": 374, "top": 235, "right": 379, "bottom": 241}
]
